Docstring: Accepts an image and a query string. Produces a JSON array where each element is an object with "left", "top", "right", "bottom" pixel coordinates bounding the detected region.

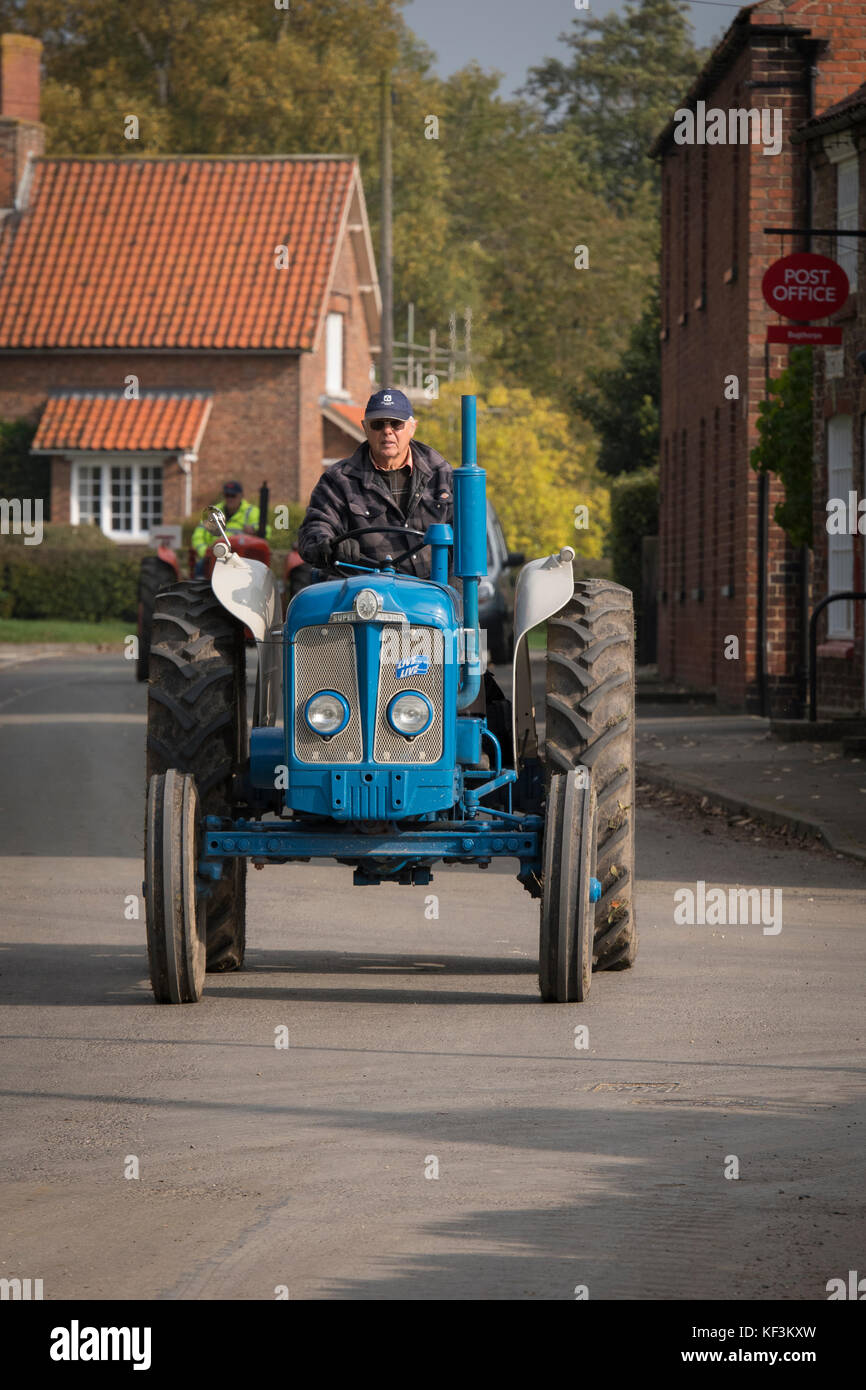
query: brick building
[
  {"left": 797, "top": 85, "right": 866, "bottom": 716},
  {"left": 652, "top": 0, "right": 866, "bottom": 715},
  {"left": 0, "top": 34, "right": 379, "bottom": 541}
]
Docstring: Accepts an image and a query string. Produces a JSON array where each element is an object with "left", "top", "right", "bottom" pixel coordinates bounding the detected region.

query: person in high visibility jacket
[{"left": 191, "top": 480, "right": 269, "bottom": 573}]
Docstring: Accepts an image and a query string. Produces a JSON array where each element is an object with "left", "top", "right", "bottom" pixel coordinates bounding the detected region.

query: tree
[
  {"left": 0, "top": 418, "right": 47, "bottom": 513},
  {"left": 750, "top": 347, "right": 814, "bottom": 549},
  {"left": 608, "top": 468, "right": 658, "bottom": 617},
  {"left": 524, "top": 0, "right": 705, "bottom": 209},
  {"left": 576, "top": 287, "right": 660, "bottom": 477},
  {"left": 438, "top": 65, "right": 658, "bottom": 411},
  {"left": 417, "top": 382, "right": 608, "bottom": 560}
]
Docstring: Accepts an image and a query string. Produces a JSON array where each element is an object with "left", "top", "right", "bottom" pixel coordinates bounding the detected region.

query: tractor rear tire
[
  {"left": 145, "top": 770, "right": 206, "bottom": 1003},
  {"left": 539, "top": 769, "right": 596, "bottom": 1002},
  {"left": 544, "top": 579, "right": 637, "bottom": 971},
  {"left": 488, "top": 615, "right": 514, "bottom": 666},
  {"left": 137, "top": 556, "right": 177, "bottom": 682},
  {"left": 146, "top": 579, "right": 248, "bottom": 972}
]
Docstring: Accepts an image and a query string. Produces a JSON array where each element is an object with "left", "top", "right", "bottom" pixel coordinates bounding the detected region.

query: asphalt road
[{"left": 1, "top": 653, "right": 864, "bottom": 1300}]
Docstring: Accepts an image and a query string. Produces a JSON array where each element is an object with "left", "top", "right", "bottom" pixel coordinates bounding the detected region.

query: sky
[{"left": 403, "top": 0, "right": 741, "bottom": 96}]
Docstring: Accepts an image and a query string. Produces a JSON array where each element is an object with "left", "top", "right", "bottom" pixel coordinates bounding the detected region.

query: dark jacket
[{"left": 297, "top": 440, "right": 453, "bottom": 579}]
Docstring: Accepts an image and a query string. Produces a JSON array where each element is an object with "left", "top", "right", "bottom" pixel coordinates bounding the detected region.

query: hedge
[
  {"left": 608, "top": 468, "right": 659, "bottom": 616},
  {"left": 0, "top": 528, "right": 139, "bottom": 622}
]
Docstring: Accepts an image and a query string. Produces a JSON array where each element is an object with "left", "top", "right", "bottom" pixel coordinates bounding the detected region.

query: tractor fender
[
  {"left": 211, "top": 543, "right": 282, "bottom": 726},
  {"left": 511, "top": 546, "right": 575, "bottom": 765},
  {"left": 210, "top": 543, "right": 277, "bottom": 642}
]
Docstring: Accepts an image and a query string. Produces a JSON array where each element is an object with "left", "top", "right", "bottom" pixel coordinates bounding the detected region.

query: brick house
[
  {"left": 797, "top": 85, "right": 866, "bottom": 716},
  {"left": 0, "top": 34, "right": 379, "bottom": 542},
  {"left": 651, "top": 0, "right": 866, "bottom": 715}
]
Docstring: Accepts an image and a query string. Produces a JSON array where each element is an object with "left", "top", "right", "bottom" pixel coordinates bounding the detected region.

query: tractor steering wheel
[{"left": 338, "top": 523, "right": 429, "bottom": 570}]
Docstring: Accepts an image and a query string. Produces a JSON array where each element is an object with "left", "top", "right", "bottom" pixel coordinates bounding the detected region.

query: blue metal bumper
[{"left": 203, "top": 816, "right": 543, "bottom": 871}]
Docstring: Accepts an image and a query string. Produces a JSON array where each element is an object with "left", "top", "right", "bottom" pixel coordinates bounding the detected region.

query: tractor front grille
[
  {"left": 374, "top": 625, "right": 444, "bottom": 764},
  {"left": 293, "top": 625, "right": 362, "bottom": 764}
]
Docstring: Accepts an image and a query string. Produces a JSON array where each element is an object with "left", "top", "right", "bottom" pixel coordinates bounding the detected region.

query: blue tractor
[{"left": 144, "top": 397, "right": 637, "bottom": 1004}]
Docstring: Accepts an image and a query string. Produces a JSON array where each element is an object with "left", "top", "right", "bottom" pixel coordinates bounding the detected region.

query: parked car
[{"left": 480, "top": 502, "right": 524, "bottom": 664}]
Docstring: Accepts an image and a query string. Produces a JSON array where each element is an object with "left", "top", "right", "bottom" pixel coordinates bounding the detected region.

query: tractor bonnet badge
[{"left": 396, "top": 657, "right": 429, "bottom": 678}]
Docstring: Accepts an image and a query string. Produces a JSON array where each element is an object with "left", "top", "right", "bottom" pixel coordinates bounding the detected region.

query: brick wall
[
  {"left": 658, "top": 4, "right": 866, "bottom": 713},
  {"left": 808, "top": 127, "right": 866, "bottom": 714}
]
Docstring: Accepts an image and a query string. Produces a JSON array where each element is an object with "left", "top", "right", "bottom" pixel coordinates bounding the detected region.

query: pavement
[{"left": 637, "top": 703, "right": 866, "bottom": 865}]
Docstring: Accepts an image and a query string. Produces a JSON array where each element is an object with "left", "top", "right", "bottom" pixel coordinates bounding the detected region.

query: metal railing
[{"left": 809, "top": 591, "right": 866, "bottom": 720}]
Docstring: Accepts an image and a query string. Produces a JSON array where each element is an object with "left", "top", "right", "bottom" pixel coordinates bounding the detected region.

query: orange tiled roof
[
  {"left": 330, "top": 402, "right": 365, "bottom": 431},
  {"left": 0, "top": 157, "right": 357, "bottom": 350},
  {"left": 32, "top": 390, "right": 212, "bottom": 452}
]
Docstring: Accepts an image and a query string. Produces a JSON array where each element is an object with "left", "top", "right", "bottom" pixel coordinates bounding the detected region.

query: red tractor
[{"left": 136, "top": 484, "right": 271, "bottom": 682}]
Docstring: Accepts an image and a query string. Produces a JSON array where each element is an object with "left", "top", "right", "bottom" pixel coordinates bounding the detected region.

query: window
[
  {"left": 70, "top": 458, "right": 163, "bottom": 539},
  {"left": 837, "top": 156, "right": 859, "bottom": 292},
  {"left": 76, "top": 465, "right": 102, "bottom": 526},
  {"left": 325, "top": 312, "right": 345, "bottom": 396},
  {"left": 827, "top": 415, "right": 854, "bottom": 638}
]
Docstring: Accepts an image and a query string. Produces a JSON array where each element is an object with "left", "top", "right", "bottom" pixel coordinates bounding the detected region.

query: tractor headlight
[
  {"left": 354, "top": 588, "right": 382, "bottom": 621},
  {"left": 387, "top": 692, "right": 433, "bottom": 737},
  {"left": 305, "top": 691, "right": 350, "bottom": 736}
]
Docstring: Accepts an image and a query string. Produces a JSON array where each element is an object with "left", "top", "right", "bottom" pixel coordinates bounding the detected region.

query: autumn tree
[{"left": 417, "top": 383, "right": 608, "bottom": 559}]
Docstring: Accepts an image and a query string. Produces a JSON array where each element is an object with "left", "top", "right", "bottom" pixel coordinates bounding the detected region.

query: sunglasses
[{"left": 368, "top": 418, "right": 408, "bottom": 431}]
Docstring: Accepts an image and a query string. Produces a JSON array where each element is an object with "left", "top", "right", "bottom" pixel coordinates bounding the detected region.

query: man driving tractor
[
  {"left": 297, "top": 389, "right": 453, "bottom": 578},
  {"left": 191, "top": 480, "right": 268, "bottom": 575}
]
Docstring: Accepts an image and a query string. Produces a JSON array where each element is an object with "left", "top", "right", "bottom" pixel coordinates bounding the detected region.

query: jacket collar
[
  {"left": 344, "top": 441, "right": 440, "bottom": 515},
  {"left": 344, "top": 440, "right": 438, "bottom": 479}
]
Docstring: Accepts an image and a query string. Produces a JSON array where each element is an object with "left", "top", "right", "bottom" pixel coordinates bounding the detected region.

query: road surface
[{"left": 1, "top": 653, "right": 863, "bottom": 1299}]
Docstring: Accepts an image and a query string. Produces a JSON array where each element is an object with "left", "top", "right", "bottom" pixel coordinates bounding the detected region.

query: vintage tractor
[
  {"left": 135, "top": 483, "right": 271, "bottom": 681},
  {"left": 143, "top": 397, "right": 636, "bottom": 1004}
]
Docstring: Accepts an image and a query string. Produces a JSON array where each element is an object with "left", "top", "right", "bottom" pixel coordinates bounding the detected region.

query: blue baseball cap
[{"left": 364, "top": 388, "right": 413, "bottom": 421}]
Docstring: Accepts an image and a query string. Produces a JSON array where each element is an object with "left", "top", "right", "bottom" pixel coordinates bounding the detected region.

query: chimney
[{"left": 0, "top": 34, "right": 44, "bottom": 212}]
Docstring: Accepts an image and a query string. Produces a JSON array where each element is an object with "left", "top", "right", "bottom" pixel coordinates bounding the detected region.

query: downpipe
[{"left": 455, "top": 395, "right": 485, "bottom": 710}]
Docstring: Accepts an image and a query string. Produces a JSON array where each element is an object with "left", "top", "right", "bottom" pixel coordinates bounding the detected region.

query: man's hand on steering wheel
[{"left": 332, "top": 537, "right": 362, "bottom": 564}]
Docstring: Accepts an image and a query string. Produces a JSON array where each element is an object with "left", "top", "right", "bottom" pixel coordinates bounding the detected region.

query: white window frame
[
  {"left": 69, "top": 454, "right": 165, "bottom": 541},
  {"left": 325, "top": 312, "right": 346, "bottom": 397},
  {"left": 827, "top": 415, "right": 854, "bottom": 639},
  {"left": 836, "top": 154, "right": 859, "bottom": 293}
]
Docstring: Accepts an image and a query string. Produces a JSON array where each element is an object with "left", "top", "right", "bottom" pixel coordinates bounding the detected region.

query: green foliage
[
  {"left": 0, "top": 418, "right": 49, "bottom": 513},
  {"left": 750, "top": 348, "right": 814, "bottom": 549},
  {"left": 608, "top": 468, "right": 659, "bottom": 613},
  {"left": 577, "top": 288, "right": 660, "bottom": 477},
  {"left": 0, "top": 521, "right": 115, "bottom": 549},
  {"left": 0, "top": 539, "right": 139, "bottom": 622},
  {"left": 524, "top": 0, "right": 706, "bottom": 209},
  {"left": 418, "top": 382, "right": 609, "bottom": 559}
]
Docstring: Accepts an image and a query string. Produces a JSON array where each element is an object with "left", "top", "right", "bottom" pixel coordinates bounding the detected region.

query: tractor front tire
[
  {"left": 539, "top": 769, "right": 596, "bottom": 1002},
  {"left": 146, "top": 579, "right": 247, "bottom": 972},
  {"left": 545, "top": 579, "right": 637, "bottom": 971},
  {"left": 145, "top": 770, "right": 206, "bottom": 1003},
  {"left": 137, "top": 555, "right": 177, "bottom": 682}
]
